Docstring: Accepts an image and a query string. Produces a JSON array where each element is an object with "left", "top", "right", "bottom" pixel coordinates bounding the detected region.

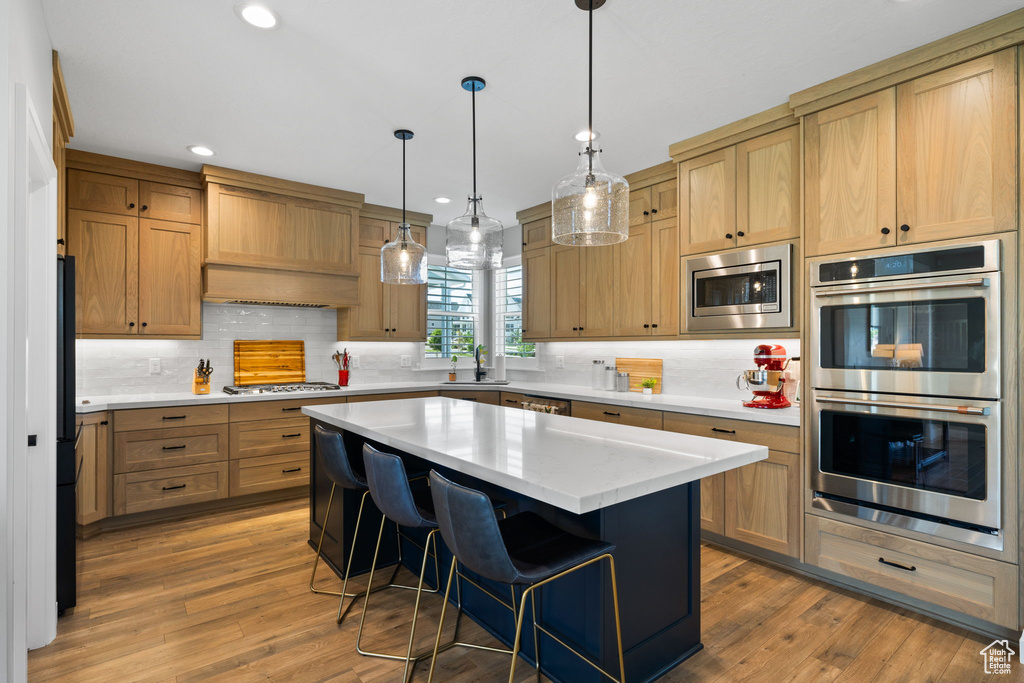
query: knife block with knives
[{"left": 192, "top": 359, "right": 213, "bottom": 395}]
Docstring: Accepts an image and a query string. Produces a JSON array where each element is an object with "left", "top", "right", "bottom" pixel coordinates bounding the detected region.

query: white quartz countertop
[
  {"left": 76, "top": 379, "right": 800, "bottom": 426},
  {"left": 304, "top": 397, "right": 769, "bottom": 514}
]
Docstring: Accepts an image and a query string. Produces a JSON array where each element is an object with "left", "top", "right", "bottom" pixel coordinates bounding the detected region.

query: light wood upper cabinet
[
  {"left": 805, "top": 89, "right": 897, "bottom": 256},
  {"left": 582, "top": 246, "right": 614, "bottom": 337},
  {"left": 344, "top": 247, "right": 389, "bottom": 339},
  {"left": 68, "top": 170, "right": 139, "bottom": 216},
  {"left": 650, "top": 218, "right": 679, "bottom": 335},
  {"left": 522, "top": 248, "right": 551, "bottom": 340},
  {"left": 522, "top": 217, "right": 552, "bottom": 251},
  {"left": 207, "top": 184, "right": 358, "bottom": 275},
  {"left": 68, "top": 209, "right": 138, "bottom": 335},
  {"left": 736, "top": 126, "right": 801, "bottom": 247},
  {"left": 679, "top": 147, "right": 737, "bottom": 255},
  {"left": 650, "top": 179, "right": 678, "bottom": 221},
  {"left": 896, "top": 50, "right": 1016, "bottom": 245},
  {"left": 550, "top": 245, "right": 583, "bottom": 337},
  {"left": 139, "top": 182, "right": 202, "bottom": 224},
  {"left": 629, "top": 187, "right": 653, "bottom": 227},
  {"left": 612, "top": 224, "right": 652, "bottom": 337},
  {"left": 137, "top": 219, "right": 201, "bottom": 336}
]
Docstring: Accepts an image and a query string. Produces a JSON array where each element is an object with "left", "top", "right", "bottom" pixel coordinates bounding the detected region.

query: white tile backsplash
[{"left": 77, "top": 302, "right": 799, "bottom": 402}]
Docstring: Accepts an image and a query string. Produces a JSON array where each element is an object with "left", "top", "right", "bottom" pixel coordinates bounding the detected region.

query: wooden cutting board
[
  {"left": 234, "top": 340, "right": 306, "bottom": 385},
  {"left": 615, "top": 358, "right": 663, "bottom": 394}
]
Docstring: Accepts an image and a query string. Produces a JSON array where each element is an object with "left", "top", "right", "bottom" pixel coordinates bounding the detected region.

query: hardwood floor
[{"left": 29, "top": 498, "right": 1008, "bottom": 682}]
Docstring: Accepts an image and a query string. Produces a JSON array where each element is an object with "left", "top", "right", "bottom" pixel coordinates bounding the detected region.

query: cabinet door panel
[
  {"left": 612, "top": 224, "right": 652, "bottom": 336},
  {"left": 680, "top": 148, "right": 736, "bottom": 254},
  {"left": 651, "top": 179, "right": 678, "bottom": 220},
  {"left": 582, "top": 245, "right": 615, "bottom": 337},
  {"left": 138, "top": 219, "right": 201, "bottom": 336},
  {"left": 348, "top": 247, "right": 388, "bottom": 339},
  {"left": 724, "top": 450, "right": 799, "bottom": 557},
  {"left": 68, "top": 210, "right": 138, "bottom": 335},
  {"left": 628, "top": 187, "right": 652, "bottom": 227},
  {"left": 522, "top": 217, "right": 552, "bottom": 251},
  {"left": 700, "top": 474, "right": 725, "bottom": 535},
  {"left": 387, "top": 224, "right": 427, "bottom": 340},
  {"left": 287, "top": 202, "right": 357, "bottom": 272},
  {"left": 550, "top": 246, "right": 582, "bottom": 337},
  {"left": 650, "top": 218, "right": 679, "bottom": 336},
  {"left": 214, "top": 189, "right": 289, "bottom": 261},
  {"left": 523, "top": 248, "right": 551, "bottom": 340},
  {"left": 68, "top": 170, "right": 138, "bottom": 216},
  {"left": 76, "top": 413, "right": 111, "bottom": 525},
  {"left": 805, "top": 89, "right": 897, "bottom": 256},
  {"left": 737, "top": 126, "right": 801, "bottom": 246},
  {"left": 139, "top": 182, "right": 202, "bottom": 224},
  {"left": 358, "top": 217, "right": 392, "bottom": 248},
  {"left": 896, "top": 50, "right": 1016, "bottom": 245}
]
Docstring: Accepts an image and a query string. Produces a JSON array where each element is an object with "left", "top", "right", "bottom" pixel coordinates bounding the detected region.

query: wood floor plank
[{"left": 29, "top": 499, "right": 1008, "bottom": 682}]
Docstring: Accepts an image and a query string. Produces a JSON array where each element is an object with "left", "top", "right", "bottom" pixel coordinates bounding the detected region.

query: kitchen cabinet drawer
[
  {"left": 114, "top": 404, "right": 228, "bottom": 432},
  {"left": 499, "top": 392, "right": 529, "bottom": 409},
  {"left": 230, "top": 418, "right": 309, "bottom": 459},
  {"left": 572, "top": 401, "right": 663, "bottom": 429},
  {"left": 440, "top": 390, "right": 500, "bottom": 405},
  {"left": 114, "top": 424, "right": 228, "bottom": 473},
  {"left": 662, "top": 412, "right": 798, "bottom": 453},
  {"left": 113, "top": 462, "right": 228, "bottom": 515},
  {"left": 347, "top": 391, "right": 438, "bottom": 403},
  {"left": 806, "top": 515, "right": 1018, "bottom": 629},
  {"left": 229, "top": 453, "right": 308, "bottom": 496},
  {"left": 228, "top": 396, "right": 346, "bottom": 423}
]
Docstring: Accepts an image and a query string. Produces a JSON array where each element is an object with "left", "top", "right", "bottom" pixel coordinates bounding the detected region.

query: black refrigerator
[{"left": 56, "top": 255, "right": 76, "bottom": 614}]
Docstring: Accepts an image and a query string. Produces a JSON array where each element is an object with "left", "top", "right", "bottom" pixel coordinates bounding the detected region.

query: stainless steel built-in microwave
[{"left": 684, "top": 244, "right": 792, "bottom": 332}]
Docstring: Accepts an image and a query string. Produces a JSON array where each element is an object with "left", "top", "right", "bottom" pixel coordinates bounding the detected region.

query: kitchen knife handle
[{"left": 162, "top": 484, "right": 186, "bottom": 491}]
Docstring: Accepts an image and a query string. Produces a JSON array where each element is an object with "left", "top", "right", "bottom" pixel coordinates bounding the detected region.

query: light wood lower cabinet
[
  {"left": 115, "top": 404, "right": 229, "bottom": 432},
  {"left": 114, "top": 462, "right": 229, "bottom": 515},
  {"left": 440, "top": 391, "right": 501, "bottom": 405},
  {"left": 664, "top": 412, "right": 800, "bottom": 558},
  {"left": 806, "top": 515, "right": 1018, "bottom": 629},
  {"left": 230, "top": 418, "right": 310, "bottom": 460},
  {"left": 348, "top": 391, "right": 439, "bottom": 403},
  {"left": 230, "top": 453, "right": 308, "bottom": 496},
  {"left": 114, "top": 424, "right": 229, "bottom": 473},
  {"left": 498, "top": 392, "right": 529, "bottom": 408},
  {"left": 75, "top": 412, "right": 111, "bottom": 526},
  {"left": 572, "top": 401, "right": 663, "bottom": 429}
]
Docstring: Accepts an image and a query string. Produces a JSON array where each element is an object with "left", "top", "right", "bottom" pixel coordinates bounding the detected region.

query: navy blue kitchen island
[{"left": 304, "top": 398, "right": 767, "bottom": 682}]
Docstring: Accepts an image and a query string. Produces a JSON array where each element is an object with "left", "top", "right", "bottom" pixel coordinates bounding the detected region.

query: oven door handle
[
  {"left": 813, "top": 277, "right": 989, "bottom": 297},
  {"left": 815, "top": 396, "right": 990, "bottom": 416}
]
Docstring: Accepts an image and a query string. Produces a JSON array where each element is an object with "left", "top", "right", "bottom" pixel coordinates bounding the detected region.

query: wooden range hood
[{"left": 201, "top": 165, "right": 364, "bottom": 308}]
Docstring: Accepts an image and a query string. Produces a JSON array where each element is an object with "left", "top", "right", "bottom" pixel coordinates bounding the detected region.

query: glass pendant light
[
  {"left": 552, "top": 0, "right": 629, "bottom": 246},
  {"left": 381, "top": 129, "right": 428, "bottom": 284},
  {"left": 446, "top": 76, "right": 503, "bottom": 270}
]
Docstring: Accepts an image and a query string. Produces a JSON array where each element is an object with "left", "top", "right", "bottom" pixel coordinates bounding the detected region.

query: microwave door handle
[
  {"left": 815, "top": 396, "right": 990, "bottom": 416},
  {"left": 814, "top": 277, "right": 989, "bottom": 298}
]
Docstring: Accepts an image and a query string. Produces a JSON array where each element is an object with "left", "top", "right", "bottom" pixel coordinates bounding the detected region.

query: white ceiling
[{"left": 43, "top": 0, "right": 1024, "bottom": 226}]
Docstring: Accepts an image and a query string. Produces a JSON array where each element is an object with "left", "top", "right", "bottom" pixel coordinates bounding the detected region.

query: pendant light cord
[
  {"left": 587, "top": 0, "right": 594, "bottom": 179},
  {"left": 401, "top": 137, "right": 407, "bottom": 226},
  {"left": 471, "top": 86, "right": 478, "bottom": 201}
]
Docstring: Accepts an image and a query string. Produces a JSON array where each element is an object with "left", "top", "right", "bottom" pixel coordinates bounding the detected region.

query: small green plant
[
  {"left": 450, "top": 355, "right": 458, "bottom": 371},
  {"left": 640, "top": 378, "right": 658, "bottom": 389}
]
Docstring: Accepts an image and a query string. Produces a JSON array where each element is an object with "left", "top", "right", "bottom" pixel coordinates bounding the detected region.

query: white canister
[
  {"left": 605, "top": 366, "right": 617, "bottom": 390},
  {"left": 494, "top": 355, "right": 506, "bottom": 381},
  {"left": 591, "top": 360, "right": 605, "bottom": 389}
]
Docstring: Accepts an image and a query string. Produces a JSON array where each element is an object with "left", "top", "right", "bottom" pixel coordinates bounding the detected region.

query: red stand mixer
[{"left": 736, "top": 344, "right": 796, "bottom": 409}]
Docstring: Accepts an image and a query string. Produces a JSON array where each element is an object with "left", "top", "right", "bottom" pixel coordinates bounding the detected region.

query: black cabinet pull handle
[
  {"left": 651, "top": 208, "right": 658, "bottom": 214},
  {"left": 643, "top": 210, "right": 649, "bottom": 216},
  {"left": 643, "top": 324, "right": 650, "bottom": 328},
  {"left": 505, "top": 399, "right": 517, "bottom": 403},
  {"left": 57, "top": 238, "right": 65, "bottom": 245},
  {"left": 737, "top": 231, "right": 745, "bottom": 237},
  {"left": 522, "top": 242, "right": 527, "bottom": 247},
  {"left": 878, "top": 557, "right": 916, "bottom": 572},
  {"left": 128, "top": 203, "right": 135, "bottom": 209},
  {"left": 578, "top": 326, "right": 584, "bottom": 331},
  {"left": 162, "top": 444, "right": 187, "bottom": 450},
  {"left": 162, "top": 415, "right": 187, "bottom": 421},
  {"left": 281, "top": 433, "right": 302, "bottom": 438},
  {"left": 881, "top": 227, "right": 891, "bottom": 235},
  {"left": 282, "top": 467, "right": 302, "bottom": 473},
  {"left": 129, "top": 322, "right": 135, "bottom": 327},
  {"left": 141, "top": 322, "right": 148, "bottom": 327},
  {"left": 652, "top": 323, "right": 659, "bottom": 328},
  {"left": 572, "top": 327, "right": 578, "bottom": 331},
  {"left": 162, "top": 484, "right": 186, "bottom": 491},
  {"left": 281, "top": 407, "right": 302, "bottom": 412},
  {"left": 899, "top": 224, "right": 910, "bottom": 232},
  {"left": 603, "top": 411, "right": 621, "bottom": 417},
  {"left": 725, "top": 233, "right": 733, "bottom": 239},
  {"left": 711, "top": 427, "right": 736, "bottom": 434},
  {"left": 141, "top": 205, "right": 148, "bottom": 211},
  {"left": 100, "top": 420, "right": 109, "bottom": 425}
]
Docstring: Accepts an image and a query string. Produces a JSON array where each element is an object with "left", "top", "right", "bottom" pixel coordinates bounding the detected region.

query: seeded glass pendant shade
[
  {"left": 446, "top": 76, "right": 503, "bottom": 270},
  {"left": 381, "top": 129, "right": 428, "bottom": 284},
  {"left": 551, "top": 0, "right": 629, "bottom": 246}
]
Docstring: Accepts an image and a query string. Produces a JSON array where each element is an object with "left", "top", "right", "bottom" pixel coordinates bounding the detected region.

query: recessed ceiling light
[
  {"left": 235, "top": 3, "right": 279, "bottom": 29},
  {"left": 575, "top": 129, "right": 599, "bottom": 142},
  {"left": 187, "top": 145, "right": 216, "bottom": 157},
  {"left": 434, "top": 196, "right": 452, "bottom": 204}
]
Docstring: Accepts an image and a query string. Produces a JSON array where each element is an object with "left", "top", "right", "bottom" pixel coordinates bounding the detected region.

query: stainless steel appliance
[
  {"left": 222, "top": 382, "right": 341, "bottom": 395},
  {"left": 684, "top": 243, "right": 792, "bottom": 331},
  {"left": 808, "top": 238, "right": 1006, "bottom": 550},
  {"left": 810, "top": 239, "right": 1001, "bottom": 399}
]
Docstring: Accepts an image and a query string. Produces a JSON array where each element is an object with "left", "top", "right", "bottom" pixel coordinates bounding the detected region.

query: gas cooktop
[{"left": 222, "top": 382, "right": 342, "bottom": 395}]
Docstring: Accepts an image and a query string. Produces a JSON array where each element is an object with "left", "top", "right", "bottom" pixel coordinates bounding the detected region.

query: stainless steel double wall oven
[{"left": 808, "top": 237, "right": 1006, "bottom": 550}]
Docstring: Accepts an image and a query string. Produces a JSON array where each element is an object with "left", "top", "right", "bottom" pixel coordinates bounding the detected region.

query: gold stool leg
[
  {"left": 606, "top": 555, "right": 626, "bottom": 683},
  {"left": 309, "top": 483, "right": 344, "bottom": 596},
  {"left": 336, "top": 489, "right": 371, "bottom": 624},
  {"left": 355, "top": 514, "right": 389, "bottom": 653},
  {"left": 530, "top": 590, "right": 541, "bottom": 682},
  {"left": 400, "top": 528, "right": 439, "bottom": 682},
  {"left": 427, "top": 556, "right": 458, "bottom": 683},
  {"left": 508, "top": 584, "right": 533, "bottom": 683}
]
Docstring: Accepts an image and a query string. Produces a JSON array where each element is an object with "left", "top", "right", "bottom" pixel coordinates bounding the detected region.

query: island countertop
[{"left": 304, "top": 396, "right": 768, "bottom": 515}]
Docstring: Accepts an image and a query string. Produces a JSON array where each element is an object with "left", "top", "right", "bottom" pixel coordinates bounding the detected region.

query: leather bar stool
[
  {"left": 426, "top": 470, "right": 626, "bottom": 683},
  {"left": 308, "top": 425, "right": 406, "bottom": 624}
]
